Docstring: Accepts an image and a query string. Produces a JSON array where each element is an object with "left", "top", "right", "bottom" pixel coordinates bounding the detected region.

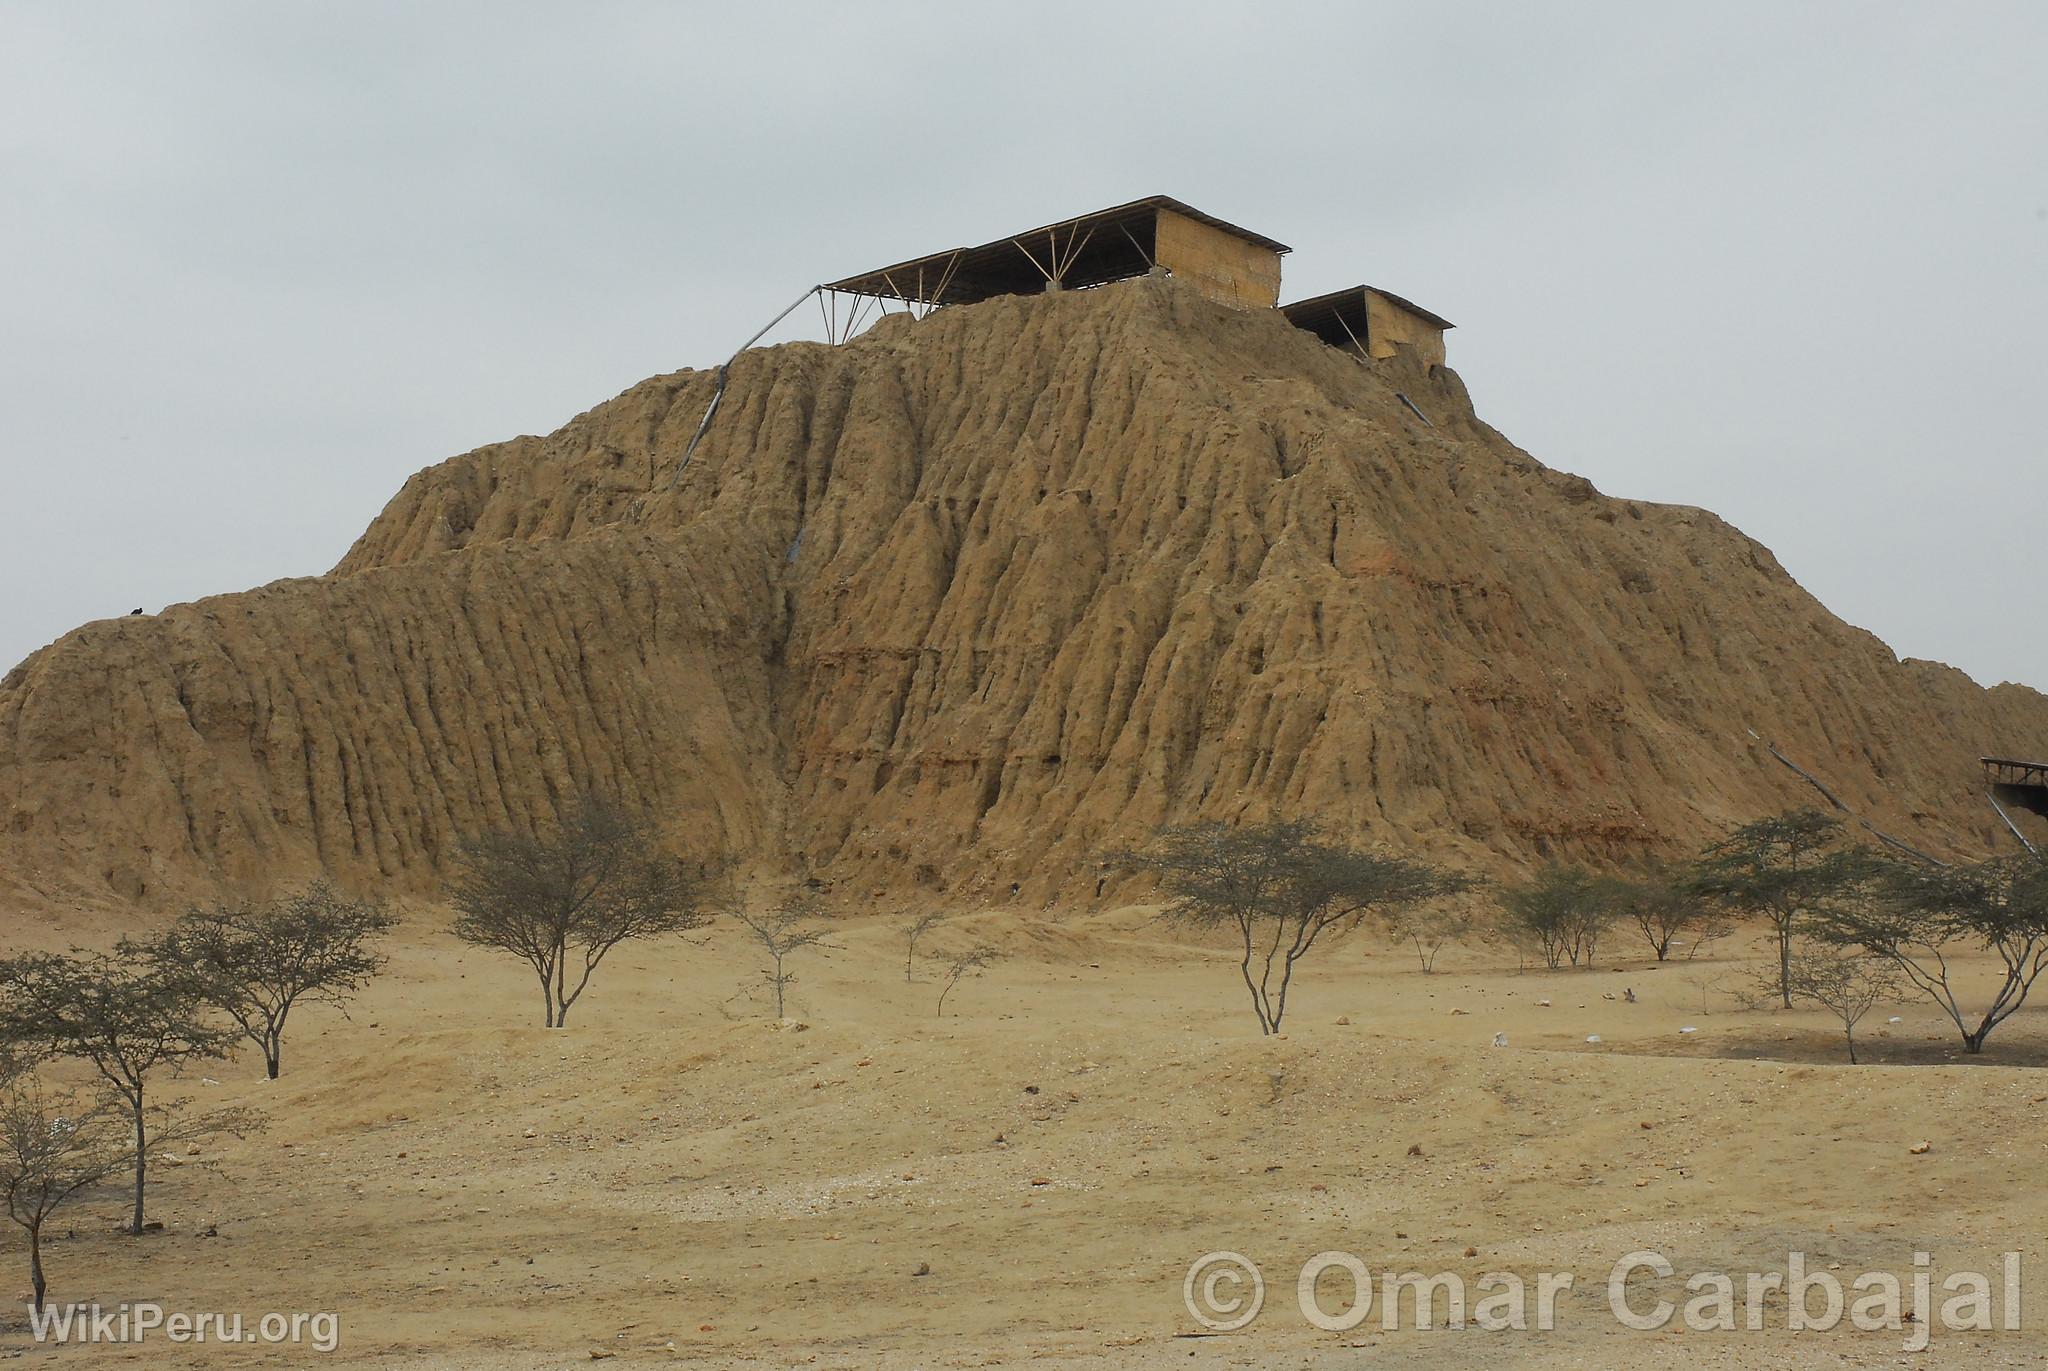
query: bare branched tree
[
  {"left": 904, "top": 910, "right": 953, "bottom": 983},
  {"left": 0, "top": 1069, "right": 125, "bottom": 1311},
  {"left": 735, "top": 893, "right": 839, "bottom": 1019},
  {"left": 1121, "top": 820, "right": 1470, "bottom": 1033},
  {"left": 1813, "top": 854, "right": 2048, "bottom": 1054},
  {"left": 936, "top": 945, "right": 999, "bottom": 1017},
  {"left": 449, "top": 799, "right": 719, "bottom": 1027},
  {"left": 1783, "top": 942, "right": 1899, "bottom": 1063},
  {"left": 0, "top": 948, "right": 236, "bottom": 1234},
  {"left": 1385, "top": 903, "right": 1477, "bottom": 973},
  {"left": 154, "top": 882, "right": 397, "bottom": 1078},
  {"left": 1690, "top": 809, "right": 1862, "bottom": 1007}
]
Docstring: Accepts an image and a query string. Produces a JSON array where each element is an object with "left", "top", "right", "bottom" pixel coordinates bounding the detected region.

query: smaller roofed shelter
[
  {"left": 1985, "top": 756, "right": 2048, "bottom": 819},
  {"left": 1281, "top": 286, "right": 1455, "bottom": 369},
  {"left": 822, "top": 196, "right": 1291, "bottom": 318}
]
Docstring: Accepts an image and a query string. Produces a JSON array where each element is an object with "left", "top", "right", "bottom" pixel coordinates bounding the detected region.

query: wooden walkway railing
[{"left": 1983, "top": 757, "right": 2048, "bottom": 789}]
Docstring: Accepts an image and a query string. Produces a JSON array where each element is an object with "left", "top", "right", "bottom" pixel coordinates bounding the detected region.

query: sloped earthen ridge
[{"left": 4, "top": 277, "right": 2044, "bottom": 908}]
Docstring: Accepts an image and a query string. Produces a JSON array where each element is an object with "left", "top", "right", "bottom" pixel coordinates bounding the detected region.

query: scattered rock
[
  {"left": 1406, "top": 1144, "right": 1424, "bottom": 1157},
  {"left": 1909, "top": 1141, "right": 1932, "bottom": 1155},
  {"left": 912, "top": 1262, "right": 931, "bottom": 1277}
]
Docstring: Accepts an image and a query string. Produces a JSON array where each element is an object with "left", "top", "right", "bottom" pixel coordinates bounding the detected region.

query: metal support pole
[{"left": 673, "top": 285, "right": 821, "bottom": 483}]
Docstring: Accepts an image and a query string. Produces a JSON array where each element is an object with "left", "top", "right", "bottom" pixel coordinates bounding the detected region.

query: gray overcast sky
[{"left": 3, "top": 3, "right": 2043, "bottom": 691}]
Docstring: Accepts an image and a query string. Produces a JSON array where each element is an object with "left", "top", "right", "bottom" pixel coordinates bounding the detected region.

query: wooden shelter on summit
[
  {"left": 817, "top": 196, "right": 1290, "bottom": 337},
  {"left": 679, "top": 198, "right": 1458, "bottom": 473},
  {"left": 1281, "top": 286, "right": 1455, "bottom": 369}
]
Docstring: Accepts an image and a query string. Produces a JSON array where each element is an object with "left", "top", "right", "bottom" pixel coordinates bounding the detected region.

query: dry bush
[
  {"left": 1385, "top": 903, "right": 1480, "bottom": 973},
  {"left": 903, "top": 910, "right": 954, "bottom": 983},
  {"left": 734, "top": 892, "right": 839, "bottom": 1019},
  {"left": 936, "top": 945, "right": 1000, "bottom": 1017},
  {"left": 1782, "top": 943, "right": 1900, "bottom": 1064}
]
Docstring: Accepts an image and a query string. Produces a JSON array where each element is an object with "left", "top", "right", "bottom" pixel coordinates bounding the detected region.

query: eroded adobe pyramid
[{"left": 4, "top": 276, "right": 2043, "bottom": 908}]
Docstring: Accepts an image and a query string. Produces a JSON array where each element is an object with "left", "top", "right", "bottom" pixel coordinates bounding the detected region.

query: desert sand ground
[{"left": 3, "top": 902, "right": 2045, "bottom": 1369}]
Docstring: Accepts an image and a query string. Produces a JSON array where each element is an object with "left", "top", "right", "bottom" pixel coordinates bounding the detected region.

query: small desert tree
[
  {"left": 450, "top": 799, "right": 718, "bottom": 1027},
  {"left": 1498, "top": 865, "right": 1617, "bottom": 969},
  {"left": 1612, "top": 862, "right": 1722, "bottom": 961},
  {"left": 904, "top": 910, "right": 953, "bottom": 983},
  {"left": 155, "top": 882, "right": 397, "bottom": 1079},
  {"left": 936, "top": 945, "right": 1000, "bottom": 1017},
  {"left": 1812, "top": 854, "right": 2048, "bottom": 1054},
  {"left": 1783, "top": 943, "right": 1898, "bottom": 1064},
  {"left": 0, "top": 949, "right": 236, "bottom": 1234},
  {"left": 1690, "top": 810, "right": 1862, "bottom": 1008},
  {"left": 1125, "top": 820, "right": 1469, "bottom": 1034},
  {"left": 735, "top": 893, "right": 838, "bottom": 1019},
  {"left": 0, "top": 1069, "right": 127, "bottom": 1312}
]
